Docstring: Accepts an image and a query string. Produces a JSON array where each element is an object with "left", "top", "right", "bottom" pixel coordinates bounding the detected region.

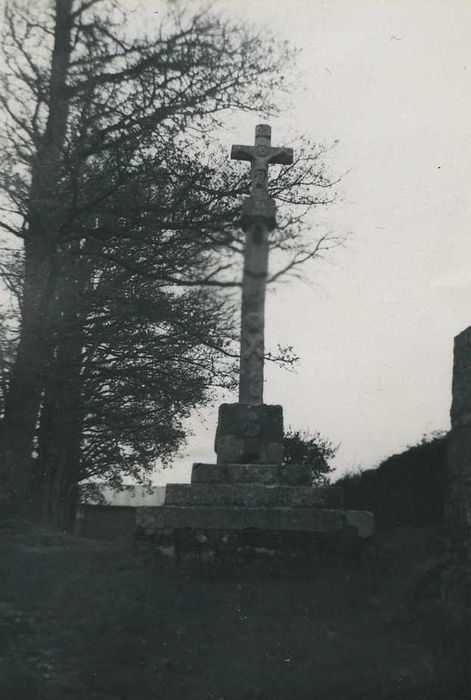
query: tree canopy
[{"left": 283, "top": 428, "right": 337, "bottom": 485}]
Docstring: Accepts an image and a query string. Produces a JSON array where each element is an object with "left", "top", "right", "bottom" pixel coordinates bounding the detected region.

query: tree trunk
[
  {"left": 34, "top": 334, "right": 83, "bottom": 530},
  {"left": 0, "top": 237, "right": 58, "bottom": 511},
  {"left": 0, "top": 0, "right": 74, "bottom": 514},
  {"left": 34, "top": 250, "right": 86, "bottom": 529},
  {"left": 33, "top": 243, "right": 89, "bottom": 530}
]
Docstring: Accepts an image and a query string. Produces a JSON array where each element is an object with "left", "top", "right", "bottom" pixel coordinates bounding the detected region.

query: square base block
[{"left": 215, "top": 403, "right": 283, "bottom": 465}]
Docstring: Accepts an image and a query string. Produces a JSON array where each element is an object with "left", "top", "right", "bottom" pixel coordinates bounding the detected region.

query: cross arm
[
  {"left": 231, "top": 145, "right": 256, "bottom": 162},
  {"left": 269, "top": 147, "right": 294, "bottom": 165},
  {"left": 231, "top": 144, "right": 294, "bottom": 166}
]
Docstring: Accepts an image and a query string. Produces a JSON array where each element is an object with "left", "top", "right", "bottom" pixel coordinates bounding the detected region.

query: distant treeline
[{"left": 336, "top": 434, "right": 448, "bottom": 528}]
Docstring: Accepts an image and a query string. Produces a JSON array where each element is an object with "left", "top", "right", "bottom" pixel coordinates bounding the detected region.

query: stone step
[
  {"left": 191, "top": 462, "right": 311, "bottom": 486},
  {"left": 165, "top": 483, "right": 344, "bottom": 509},
  {"left": 136, "top": 506, "right": 374, "bottom": 539}
]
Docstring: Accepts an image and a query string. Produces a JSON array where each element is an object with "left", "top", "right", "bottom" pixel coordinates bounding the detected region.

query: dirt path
[{"left": 0, "top": 525, "right": 460, "bottom": 699}]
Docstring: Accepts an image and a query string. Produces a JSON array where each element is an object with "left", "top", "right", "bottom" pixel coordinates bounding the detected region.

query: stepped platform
[
  {"left": 135, "top": 461, "right": 374, "bottom": 555},
  {"left": 136, "top": 404, "right": 374, "bottom": 557}
]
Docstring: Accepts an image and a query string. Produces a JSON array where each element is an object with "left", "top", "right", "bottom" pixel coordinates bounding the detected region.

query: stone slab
[
  {"left": 451, "top": 326, "right": 471, "bottom": 429},
  {"left": 447, "top": 425, "right": 471, "bottom": 477},
  {"left": 191, "top": 462, "right": 311, "bottom": 486},
  {"left": 136, "top": 506, "right": 374, "bottom": 538},
  {"left": 215, "top": 403, "right": 283, "bottom": 465},
  {"left": 447, "top": 326, "right": 471, "bottom": 530},
  {"left": 165, "top": 483, "right": 344, "bottom": 509}
]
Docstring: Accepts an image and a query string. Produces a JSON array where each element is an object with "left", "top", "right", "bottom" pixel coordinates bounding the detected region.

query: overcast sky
[{"left": 158, "top": 0, "right": 471, "bottom": 484}]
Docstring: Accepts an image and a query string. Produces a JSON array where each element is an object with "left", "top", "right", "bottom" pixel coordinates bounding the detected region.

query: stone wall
[
  {"left": 76, "top": 505, "right": 137, "bottom": 541},
  {"left": 76, "top": 483, "right": 167, "bottom": 540},
  {"left": 82, "top": 484, "right": 167, "bottom": 507}
]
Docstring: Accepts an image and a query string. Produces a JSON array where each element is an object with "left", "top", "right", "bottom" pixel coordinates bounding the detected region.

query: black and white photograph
[{"left": 1, "top": 1, "right": 470, "bottom": 698}]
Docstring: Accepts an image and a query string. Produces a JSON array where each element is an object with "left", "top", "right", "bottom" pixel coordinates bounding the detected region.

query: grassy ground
[{"left": 0, "top": 523, "right": 466, "bottom": 700}]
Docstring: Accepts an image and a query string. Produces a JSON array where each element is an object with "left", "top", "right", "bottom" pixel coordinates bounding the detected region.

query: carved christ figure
[{"left": 231, "top": 124, "right": 293, "bottom": 203}]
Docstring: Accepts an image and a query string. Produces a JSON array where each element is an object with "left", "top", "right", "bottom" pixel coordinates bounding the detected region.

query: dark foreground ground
[{"left": 0, "top": 523, "right": 468, "bottom": 700}]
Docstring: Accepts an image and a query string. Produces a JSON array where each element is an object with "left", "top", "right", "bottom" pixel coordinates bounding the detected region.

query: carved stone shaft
[
  {"left": 239, "top": 220, "right": 268, "bottom": 404},
  {"left": 231, "top": 124, "right": 293, "bottom": 405}
]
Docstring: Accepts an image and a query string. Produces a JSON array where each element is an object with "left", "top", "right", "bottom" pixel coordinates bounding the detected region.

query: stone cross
[{"left": 231, "top": 124, "right": 293, "bottom": 404}]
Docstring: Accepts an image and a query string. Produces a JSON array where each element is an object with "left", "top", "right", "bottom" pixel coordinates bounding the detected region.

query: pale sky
[{"left": 159, "top": 0, "right": 471, "bottom": 483}]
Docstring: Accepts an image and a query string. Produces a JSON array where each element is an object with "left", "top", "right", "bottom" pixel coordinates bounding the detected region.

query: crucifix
[{"left": 231, "top": 124, "right": 294, "bottom": 405}]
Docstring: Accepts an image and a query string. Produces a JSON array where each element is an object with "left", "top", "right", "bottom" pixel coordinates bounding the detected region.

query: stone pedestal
[
  {"left": 135, "top": 405, "right": 375, "bottom": 557},
  {"left": 136, "top": 461, "right": 374, "bottom": 554}
]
